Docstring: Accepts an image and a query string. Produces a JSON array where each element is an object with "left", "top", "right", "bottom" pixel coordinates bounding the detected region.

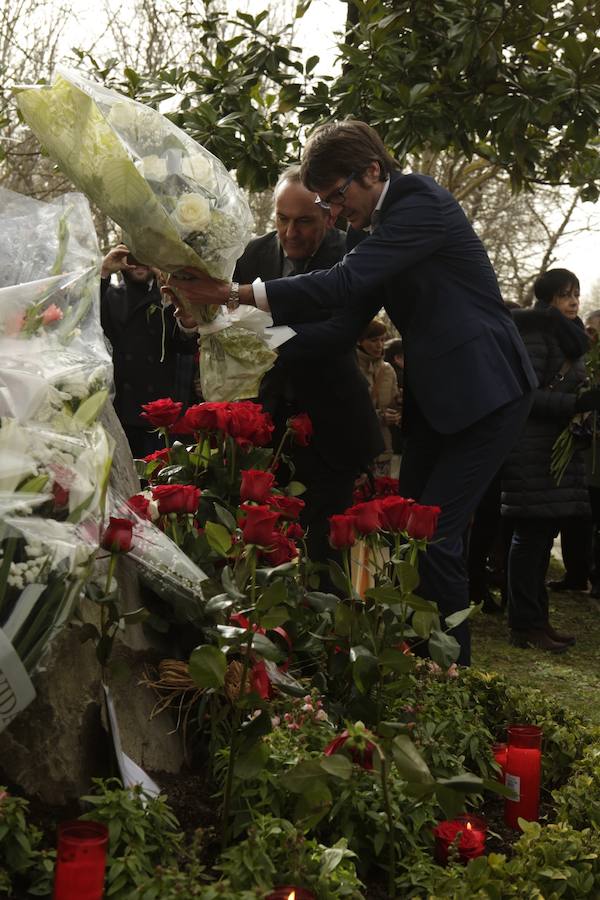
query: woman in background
[{"left": 356, "top": 318, "right": 401, "bottom": 477}]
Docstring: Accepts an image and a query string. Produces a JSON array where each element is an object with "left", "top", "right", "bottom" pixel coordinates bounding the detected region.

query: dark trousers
[
  {"left": 558, "top": 517, "right": 593, "bottom": 587},
  {"left": 507, "top": 519, "right": 557, "bottom": 631},
  {"left": 399, "top": 392, "right": 533, "bottom": 665}
]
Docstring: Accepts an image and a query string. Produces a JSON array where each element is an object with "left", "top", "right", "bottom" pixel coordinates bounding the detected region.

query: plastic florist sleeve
[
  {"left": 16, "top": 68, "right": 277, "bottom": 401},
  {"left": 0, "top": 189, "right": 113, "bottom": 425},
  {"left": 0, "top": 514, "right": 98, "bottom": 731}
]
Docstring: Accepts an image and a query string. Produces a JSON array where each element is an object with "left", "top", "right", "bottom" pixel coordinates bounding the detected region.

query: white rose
[
  {"left": 172, "top": 193, "right": 211, "bottom": 234},
  {"left": 182, "top": 154, "right": 216, "bottom": 190},
  {"left": 138, "top": 155, "right": 169, "bottom": 183},
  {"left": 108, "top": 102, "right": 132, "bottom": 131}
]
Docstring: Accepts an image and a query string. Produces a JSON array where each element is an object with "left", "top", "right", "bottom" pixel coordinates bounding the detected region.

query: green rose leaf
[
  {"left": 319, "top": 754, "right": 353, "bottom": 780},
  {"left": 392, "top": 734, "right": 433, "bottom": 784},
  {"left": 205, "top": 521, "right": 232, "bottom": 557},
  {"left": 233, "top": 741, "right": 270, "bottom": 779},
  {"left": 188, "top": 644, "right": 227, "bottom": 689},
  {"left": 428, "top": 629, "right": 460, "bottom": 668},
  {"left": 445, "top": 604, "right": 481, "bottom": 628}
]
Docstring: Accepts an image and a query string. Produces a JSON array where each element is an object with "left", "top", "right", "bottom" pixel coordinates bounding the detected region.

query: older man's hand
[{"left": 161, "top": 267, "right": 230, "bottom": 308}]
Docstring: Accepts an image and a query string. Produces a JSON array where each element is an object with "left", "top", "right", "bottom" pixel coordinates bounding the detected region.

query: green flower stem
[
  {"left": 342, "top": 550, "right": 355, "bottom": 643},
  {"left": 377, "top": 744, "right": 396, "bottom": 898},
  {"left": 169, "top": 515, "right": 182, "bottom": 547},
  {"left": 221, "top": 550, "right": 257, "bottom": 848},
  {"left": 160, "top": 427, "right": 171, "bottom": 451},
  {"left": 269, "top": 427, "right": 291, "bottom": 472}
]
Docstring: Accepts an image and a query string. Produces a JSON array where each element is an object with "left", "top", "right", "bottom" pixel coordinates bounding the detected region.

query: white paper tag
[
  {"left": 505, "top": 772, "right": 520, "bottom": 801},
  {"left": 0, "top": 627, "right": 36, "bottom": 733},
  {"left": 103, "top": 683, "right": 160, "bottom": 798}
]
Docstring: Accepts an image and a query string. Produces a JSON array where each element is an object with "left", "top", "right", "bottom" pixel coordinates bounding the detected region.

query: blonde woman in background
[{"left": 356, "top": 318, "right": 401, "bottom": 476}]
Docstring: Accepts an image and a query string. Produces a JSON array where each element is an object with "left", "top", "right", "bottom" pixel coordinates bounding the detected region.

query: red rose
[
  {"left": 406, "top": 504, "right": 441, "bottom": 540},
  {"left": 143, "top": 448, "right": 171, "bottom": 466},
  {"left": 140, "top": 398, "right": 183, "bottom": 427},
  {"left": 250, "top": 660, "right": 272, "bottom": 700},
  {"left": 288, "top": 413, "right": 313, "bottom": 446},
  {"left": 228, "top": 402, "right": 274, "bottom": 449},
  {"left": 329, "top": 514, "right": 357, "bottom": 549},
  {"left": 152, "top": 484, "right": 201, "bottom": 515},
  {"left": 374, "top": 476, "right": 399, "bottom": 497},
  {"left": 101, "top": 517, "right": 133, "bottom": 553},
  {"left": 323, "top": 729, "right": 375, "bottom": 770},
  {"left": 379, "top": 496, "right": 414, "bottom": 532},
  {"left": 241, "top": 505, "right": 281, "bottom": 546},
  {"left": 346, "top": 500, "right": 382, "bottom": 535},
  {"left": 240, "top": 469, "right": 276, "bottom": 504},
  {"left": 268, "top": 494, "right": 305, "bottom": 520},
  {"left": 177, "top": 401, "right": 230, "bottom": 433},
  {"left": 52, "top": 482, "right": 70, "bottom": 509},
  {"left": 261, "top": 531, "right": 298, "bottom": 567},
  {"left": 286, "top": 522, "right": 305, "bottom": 541},
  {"left": 127, "top": 493, "right": 152, "bottom": 520}
]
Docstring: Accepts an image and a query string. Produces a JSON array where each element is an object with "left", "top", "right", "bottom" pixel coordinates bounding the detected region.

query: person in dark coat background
[
  {"left": 100, "top": 244, "right": 198, "bottom": 458},
  {"left": 234, "top": 166, "right": 383, "bottom": 576},
  {"left": 502, "top": 268, "right": 600, "bottom": 652}
]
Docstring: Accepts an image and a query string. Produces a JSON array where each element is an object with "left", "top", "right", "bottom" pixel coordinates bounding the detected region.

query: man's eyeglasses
[{"left": 314, "top": 172, "right": 357, "bottom": 211}]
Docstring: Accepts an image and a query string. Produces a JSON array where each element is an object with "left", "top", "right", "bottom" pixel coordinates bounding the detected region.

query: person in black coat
[
  {"left": 100, "top": 245, "right": 198, "bottom": 458},
  {"left": 234, "top": 167, "right": 383, "bottom": 575},
  {"left": 166, "top": 121, "right": 537, "bottom": 665},
  {"left": 502, "top": 269, "right": 600, "bottom": 652}
]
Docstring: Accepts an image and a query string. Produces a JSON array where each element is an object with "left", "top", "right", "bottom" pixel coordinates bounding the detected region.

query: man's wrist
[{"left": 239, "top": 284, "right": 256, "bottom": 307}]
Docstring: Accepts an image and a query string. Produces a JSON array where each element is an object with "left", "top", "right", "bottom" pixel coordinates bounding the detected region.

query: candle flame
[
  {"left": 287, "top": 893, "right": 296, "bottom": 900},
  {"left": 466, "top": 821, "right": 472, "bottom": 830}
]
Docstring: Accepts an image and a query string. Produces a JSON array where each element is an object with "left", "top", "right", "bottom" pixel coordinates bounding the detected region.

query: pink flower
[
  {"left": 41, "top": 303, "right": 63, "bottom": 325},
  {"left": 5, "top": 312, "right": 25, "bottom": 336}
]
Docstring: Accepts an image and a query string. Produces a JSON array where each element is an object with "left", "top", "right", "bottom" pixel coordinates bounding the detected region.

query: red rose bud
[
  {"left": 152, "top": 484, "right": 201, "bottom": 515},
  {"left": 406, "top": 503, "right": 441, "bottom": 540},
  {"left": 269, "top": 494, "right": 305, "bottom": 520},
  {"left": 379, "top": 496, "right": 414, "bottom": 532},
  {"left": 143, "top": 448, "right": 171, "bottom": 467},
  {"left": 127, "top": 493, "right": 152, "bottom": 520},
  {"left": 101, "top": 517, "right": 133, "bottom": 553},
  {"left": 346, "top": 500, "right": 382, "bottom": 535},
  {"left": 250, "top": 660, "right": 272, "bottom": 700},
  {"left": 329, "top": 514, "right": 357, "bottom": 549},
  {"left": 286, "top": 522, "right": 305, "bottom": 541},
  {"left": 140, "top": 398, "right": 183, "bottom": 427},
  {"left": 262, "top": 531, "right": 298, "bottom": 566},
  {"left": 52, "top": 482, "right": 70, "bottom": 509},
  {"left": 241, "top": 505, "right": 281, "bottom": 545},
  {"left": 240, "top": 469, "right": 276, "bottom": 504},
  {"left": 288, "top": 412, "right": 313, "bottom": 446},
  {"left": 323, "top": 729, "right": 375, "bottom": 770},
  {"left": 374, "top": 476, "right": 400, "bottom": 497}
]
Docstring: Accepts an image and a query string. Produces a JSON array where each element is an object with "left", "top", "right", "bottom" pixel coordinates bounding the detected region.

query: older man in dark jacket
[{"left": 234, "top": 167, "right": 382, "bottom": 575}]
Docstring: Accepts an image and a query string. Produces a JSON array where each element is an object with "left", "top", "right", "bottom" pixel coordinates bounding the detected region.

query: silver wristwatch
[{"left": 227, "top": 281, "right": 240, "bottom": 311}]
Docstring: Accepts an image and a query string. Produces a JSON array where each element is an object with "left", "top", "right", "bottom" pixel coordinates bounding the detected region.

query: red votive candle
[
  {"left": 53, "top": 820, "right": 108, "bottom": 900},
  {"left": 504, "top": 725, "right": 542, "bottom": 830},
  {"left": 265, "top": 889, "right": 316, "bottom": 900},
  {"left": 492, "top": 741, "right": 508, "bottom": 781},
  {"left": 433, "top": 814, "right": 487, "bottom": 865}
]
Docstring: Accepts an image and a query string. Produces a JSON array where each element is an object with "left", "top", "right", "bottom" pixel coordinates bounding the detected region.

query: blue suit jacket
[{"left": 266, "top": 173, "right": 536, "bottom": 435}]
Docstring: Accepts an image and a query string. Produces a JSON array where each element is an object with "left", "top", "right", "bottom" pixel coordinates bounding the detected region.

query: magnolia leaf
[
  {"left": 445, "top": 604, "right": 481, "bottom": 628},
  {"left": 233, "top": 741, "right": 269, "bottom": 780},
  {"left": 395, "top": 559, "right": 420, "bottom": 593},
  {"left": 205, "top": 521, "right": 232, "bottom": 557},
  {"left": 378, "top": 648, "right": 414, "bottom": 673},
  {"left": 286, "top": 480, "right": 306, "bottom": 496},
  {"left": 404, "top": 593, "right": 438, "bottom": 613},
  {"left": 260, "top": 605, "right": 289, "bottom": 630},
  {"left": 214, "top": 503, "right": 237, "bottom": 532},
  {"left": 188, "top": 645, "right": 226, "bottom": 689},
  {"left": 412, "top": 609, "right": 439, "bottom": 638},
  {"left": 251, "top": 632, "right": 282, "bottom": 661},
  {"left": 392, "top": 734, "right": 433, "bottom": 784},
  {"left": 334, "top": 602, "right": 352, "bottom": 637},
  {"left": 319, "top": 754, "right": 353, "bottom": 780},
  {"left": 72, "top": 389, "right": 108, "bottom": 426},
  {"left": 428, "top": 629, "right": 460, "bottom": 668},
  {"left": 205, "top": 593, "right": 236, "bottom": 614},
  {"left": 256, "top": 579, "right": 287, "bottom": 612},
  {"left": 304, "top": 591, "right": 339, "bottom": 613},
  {"left": 281, "top": 759, "right": 324, "bottom": 793}
]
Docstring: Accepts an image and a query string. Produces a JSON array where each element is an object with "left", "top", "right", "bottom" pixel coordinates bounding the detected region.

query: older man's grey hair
[{"left": 274, "top": 165, "right": 303, "bottom": 195}]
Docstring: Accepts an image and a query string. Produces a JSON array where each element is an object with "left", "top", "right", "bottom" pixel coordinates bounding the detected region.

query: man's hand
[
  {"left": 101, "top": 244, "right": 135, "bottom": 279},
  {"left": 161, "top": 267, "right": 229, "bottom": 308}
]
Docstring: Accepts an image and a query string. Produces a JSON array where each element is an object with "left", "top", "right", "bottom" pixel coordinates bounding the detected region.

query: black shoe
[
  {"left": 546, "top": 579, "right": 589, "bottom": 593},
  {"left": 545, "top": 623, "right": 576, "bottom": 646},
  {"left": 590, "top": 584, "right": 600, "bottom": 599},
  {"left": 470, "top": 589, "right": 503, "bottom": 615},
  {"left": 510, "top": 629, "right": 571, "bottom": 653}
]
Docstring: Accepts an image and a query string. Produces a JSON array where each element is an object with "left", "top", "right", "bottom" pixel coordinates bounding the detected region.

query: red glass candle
[
  {"left": 265, "top": 888, "right": 316, "bottom": 900},
  {"left": 433, "top": 815, "right": 487, "bottom": 865},
  {"left": 492, "top": 741, "right": 508, "bottom": 781},
  {"left": 504, "top": 725, "right": 542, "bottom": 829},
  {"left": 53, "top": 820, "right": 108, "bottom": 900}
]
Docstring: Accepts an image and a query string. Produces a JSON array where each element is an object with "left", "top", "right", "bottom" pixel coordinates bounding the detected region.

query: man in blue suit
[{"left": 167, "top": 120, "right": 536, "bottom": 665}]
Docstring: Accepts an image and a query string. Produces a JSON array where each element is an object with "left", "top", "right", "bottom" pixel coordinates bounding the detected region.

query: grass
[{"left": 471, "top": 558, "right": 600, "bottom": 725}]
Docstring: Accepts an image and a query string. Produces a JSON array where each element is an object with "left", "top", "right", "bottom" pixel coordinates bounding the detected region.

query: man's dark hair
[
  {"left": 533, "top": 268, "right": 580, "bottom": 306},
  {"left": 384, "top": 338, "right": 403, "bottom": 363},
  {"left": 300, "top": 120, "right": 399, "bottom": 191}
]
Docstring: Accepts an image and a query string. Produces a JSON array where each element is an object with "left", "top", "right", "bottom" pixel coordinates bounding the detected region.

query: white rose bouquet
[{"left": 16, "top": 68, "right": 278, "bottom": 401}]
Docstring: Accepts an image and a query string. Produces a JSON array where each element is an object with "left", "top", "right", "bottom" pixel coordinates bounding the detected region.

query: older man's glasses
[{"left": 314, "top": 172, "right": 357, "bottom": 211}]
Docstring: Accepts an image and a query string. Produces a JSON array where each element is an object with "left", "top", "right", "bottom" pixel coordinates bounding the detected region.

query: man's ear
[{"left": 323, "top": 210, "right": 336, "bottom": 230}]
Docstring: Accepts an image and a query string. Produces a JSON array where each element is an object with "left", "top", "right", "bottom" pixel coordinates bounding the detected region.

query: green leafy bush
[{"left": 0, "top": 791, "right": 54, "bottom": 897}]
